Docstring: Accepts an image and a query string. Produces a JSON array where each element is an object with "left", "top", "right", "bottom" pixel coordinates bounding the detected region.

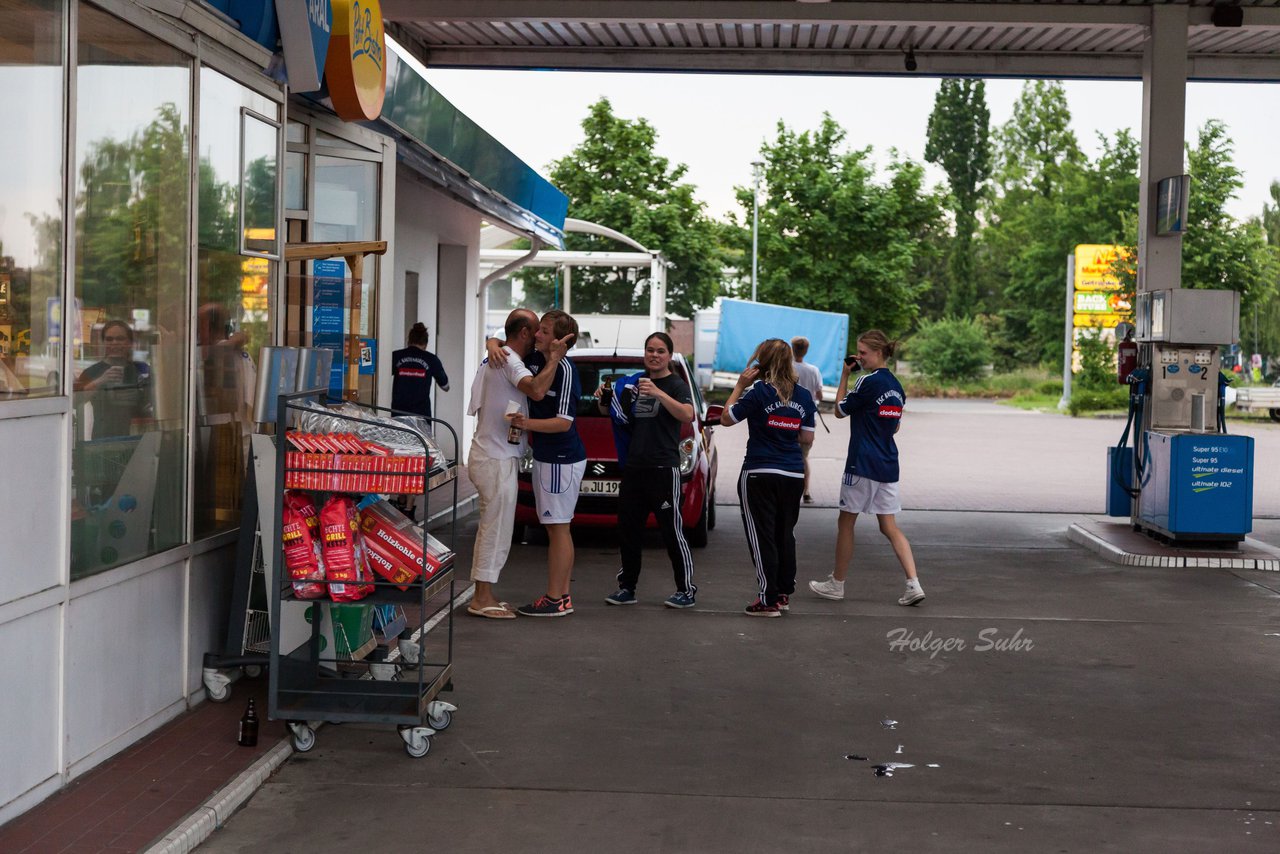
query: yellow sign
[
  {"left": 1073, "top": 244, "right": 1130, "bottom": 292},
  {"left": 326, "top": 0, "right": 386, "bottom": 122},
  {"left": 1074, "top": 312, "right": 1126, "bottom": 329}
]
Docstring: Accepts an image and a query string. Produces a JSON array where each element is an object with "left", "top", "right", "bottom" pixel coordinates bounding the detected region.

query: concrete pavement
[
  {"left": 716, "top": 399, "right": 1280, "bottom": 517},
  {"left": 199, "top": 509, "right": 1280, "bottom": 853}
]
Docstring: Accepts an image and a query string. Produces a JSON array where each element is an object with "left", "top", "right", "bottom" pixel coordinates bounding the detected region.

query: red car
[{"left": 514, "top": 348, "right": 720, "bottom": 546}]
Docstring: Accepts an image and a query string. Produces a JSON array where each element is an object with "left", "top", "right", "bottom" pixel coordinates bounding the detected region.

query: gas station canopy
[{"left": 383, "top": 1, "right": 1280, "bottom": 81}]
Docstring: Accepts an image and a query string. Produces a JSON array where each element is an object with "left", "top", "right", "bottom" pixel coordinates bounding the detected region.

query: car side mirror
[{"left": 704, "top": 404, "right": 724, "bottom": 424}]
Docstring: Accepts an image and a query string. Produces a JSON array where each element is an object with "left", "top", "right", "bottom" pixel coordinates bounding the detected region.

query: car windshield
[{"left": 571, "top": 358, "right": 693, "bottom": 418}]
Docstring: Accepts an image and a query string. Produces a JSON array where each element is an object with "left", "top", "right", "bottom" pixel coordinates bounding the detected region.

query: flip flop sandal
[{"left": 467, "top": 604, "right": 516, "bottom": 619}]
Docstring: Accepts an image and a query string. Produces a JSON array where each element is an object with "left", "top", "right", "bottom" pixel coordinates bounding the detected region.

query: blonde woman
[
  {"left": 720, "top": 339, "right": 817, "bottom": 617},
  {"left": 809, "top": 330, "right": 924, "bottom": 606}
]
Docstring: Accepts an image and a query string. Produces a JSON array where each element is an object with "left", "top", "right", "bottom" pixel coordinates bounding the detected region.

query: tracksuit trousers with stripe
[
  {"left": 737, "top": 470, "right": 805, "bottom": 606},
  {"left": 617, "top": 465, "right": 696, "bottom": 595}
]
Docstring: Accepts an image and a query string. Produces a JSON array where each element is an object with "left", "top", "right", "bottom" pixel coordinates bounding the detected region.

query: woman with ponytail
[
  {"left": 719, "top": 339, "right": 817, "bottom": 617},
  {"left": 809, "top": 330, "right": 925, "bottom": 606}
]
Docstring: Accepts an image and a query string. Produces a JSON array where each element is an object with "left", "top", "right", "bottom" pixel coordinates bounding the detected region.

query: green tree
[
  {"left": 907, "top": 316, "right": 993, "bottom": 382},
  {"left": 982, "top": 80, "right": 1137, "bottom": 369},
  {"left": 1181, "top": 121, "right": 1278, "bottom": 316},
  {"left": 1247, "top": 181, "right": 1280, "bottom": 368},
  {"left": 529, "top": 98, "right": 725, "bottom": 319},
  {"left": 992, "top": 81, "right": 1081, "bottom": 198},
  {"left": 732, "top": 114, "right": 944, "bottom": 343},
  {"left": 924, "top": 79, "right": 991, "bottom": 317}
]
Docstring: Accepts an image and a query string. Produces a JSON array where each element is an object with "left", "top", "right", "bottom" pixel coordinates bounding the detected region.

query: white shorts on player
[
  {"left": 533, "top": 459, "right": 587, "bottom": 524},
  {"left": 838, "top": 472, "right": 901, "bottom": 515}
]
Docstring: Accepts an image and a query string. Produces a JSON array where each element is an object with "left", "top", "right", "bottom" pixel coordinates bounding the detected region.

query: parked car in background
[{"left": 513, "top": 348, "right": 720, "bottom": 546}]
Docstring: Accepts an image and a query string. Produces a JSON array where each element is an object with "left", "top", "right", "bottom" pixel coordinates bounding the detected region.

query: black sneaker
[
  {"left": 777, "top": 594, "right": 790, "bottom": 612},
  {"left": 517, "top": 594, "right": 574, "bottom": 617},
  {"left": 744, "top": 599, "right": 781, "bottom": 618}
]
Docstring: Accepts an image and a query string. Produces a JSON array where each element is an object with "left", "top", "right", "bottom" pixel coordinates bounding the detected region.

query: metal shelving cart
[{"left": 269, "top": 387, "right": 460, "bottom": 758}]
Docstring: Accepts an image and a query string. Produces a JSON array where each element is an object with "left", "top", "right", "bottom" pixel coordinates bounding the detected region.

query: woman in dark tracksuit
[
  {"left": 601, "top": 332, "right": 698, "bottom": 609},
  {"left": 720, "top": 338, "right": 816, "bottom": 617}
]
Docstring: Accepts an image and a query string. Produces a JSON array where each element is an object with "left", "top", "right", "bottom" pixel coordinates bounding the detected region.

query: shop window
[
  {"left": 194, "top": 67, "right": 279, "bottom": 539},
  {"left": 284, "top": 150, "right": 305, "bottom": 211},
  {"left": 241, "top": 110, "right": 280, "bottom": 258},
  {"left": 0, "top": 0, "right": 65, "bottom": 399},
  {"left": 71, "top": 6, "right": 191, "bottom": 577}
]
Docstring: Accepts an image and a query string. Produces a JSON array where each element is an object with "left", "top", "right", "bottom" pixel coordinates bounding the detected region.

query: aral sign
[
  {"left": 276, "top": 0, "right": 332, "bottom": 93},
  {"left": 326, "top": 0, "right": 386, "bottom": 121}
]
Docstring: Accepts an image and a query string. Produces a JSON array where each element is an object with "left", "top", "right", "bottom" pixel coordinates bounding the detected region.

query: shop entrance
[{"left": 282, "top": 109, "right": 394, "bottom": 402}]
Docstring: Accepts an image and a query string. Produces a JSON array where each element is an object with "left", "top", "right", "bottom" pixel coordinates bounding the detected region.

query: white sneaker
[
  {"left": 809, "top": 575, "right": 845, "bottom": 601},
  {"left": 898, "top": 588, "right": 926, "bottom": 606}
]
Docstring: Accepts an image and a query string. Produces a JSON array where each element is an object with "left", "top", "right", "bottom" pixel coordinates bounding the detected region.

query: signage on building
[
  {"left": 1071, "top": 243, "right": 1133, "bottom": 370},
  {"left": 312, "top": 259, "right": 347, "bottom": 398},
  {"left": 276, "top": 0, "right": 331, "bottom": 93},
  {"left": 325, "top": 0, "right": 386, "bottom": 121}
]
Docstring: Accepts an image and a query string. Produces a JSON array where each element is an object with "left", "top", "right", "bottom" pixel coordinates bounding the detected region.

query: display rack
[{"left": 269, "top": 386, "right": 460, "bottom": 758}]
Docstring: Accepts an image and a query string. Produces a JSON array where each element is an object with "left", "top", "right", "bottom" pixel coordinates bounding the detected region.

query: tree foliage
[
  {"left": 1181, "top": 120, "right": 1278, "bottom": 315},
  {"left": 981, "top": 82, "right": 1138, "bottom": 369},
  {"left": 925, "top": 79, "right": 991, "bottom": 317},
  {"left": 731, "top": 114, "right": 944, "bottom": 343},
  {"left": 907, "top": 316, "right": 993, "bottom": 382},
  {"left": 529, "top": 98, "right": 725, "bottom": 319}
]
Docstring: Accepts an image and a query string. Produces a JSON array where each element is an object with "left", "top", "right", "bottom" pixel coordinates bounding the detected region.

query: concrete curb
[
  {"left": 1068, "top": 522, "right": 1280, "bottom": 571},
  {"left": 142, "top": 738, "right": 293, "bottom": 854},
  {"left": 141, "top": 583, "right": 477, "bottom": 854}
]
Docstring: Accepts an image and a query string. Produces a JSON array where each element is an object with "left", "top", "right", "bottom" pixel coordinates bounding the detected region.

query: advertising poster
[
  {"left": 1072, "top": 244, "right": 1133, "bottom": 370},
  {"left": 312, "top": 259, "right": 346, "bottom": 398}
]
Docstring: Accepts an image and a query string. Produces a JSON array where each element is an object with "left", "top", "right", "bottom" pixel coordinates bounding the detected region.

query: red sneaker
[{"left": 744, "top": 599, "right": 781, "bottom": 618}]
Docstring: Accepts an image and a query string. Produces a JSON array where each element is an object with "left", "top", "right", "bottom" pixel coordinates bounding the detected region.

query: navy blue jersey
[
  {"left": 837, "top": 368, "right": 905, "bottom": 483},
  {"left": 526, "top": 350, "right": 586, "bottom": 464},
  {"left": 728, "top": 381, "right": 816, "bottom": 475},
  {"left": 391, "top": 347, "right": 448, "bottom": 419}
]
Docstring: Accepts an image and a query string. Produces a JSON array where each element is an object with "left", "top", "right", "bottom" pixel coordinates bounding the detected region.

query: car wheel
[
  {"left": 1269, "top": 408, "right": 1280, "bottom": 423},
  {"left": 510, "top": 523, "right": 525, "bottom": 544},
  {"left": 707, "top": 488, "right": 717, "bottom": 531},
  {"left": 686, "top": 495, "right": 710, "bottom": 548}
]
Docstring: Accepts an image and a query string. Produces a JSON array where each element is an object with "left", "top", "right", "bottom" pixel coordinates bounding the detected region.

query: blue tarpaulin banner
[{"left": 713, "top": 299, "right": 849, "bottom": 386}]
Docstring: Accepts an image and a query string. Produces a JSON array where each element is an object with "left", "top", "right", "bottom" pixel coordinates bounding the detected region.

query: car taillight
[
  {"left": 679, "top": 437, "right": 696, "bottom": 475},
  {"left": 519, "top": 448, "right": 534, "bottom": 474}
]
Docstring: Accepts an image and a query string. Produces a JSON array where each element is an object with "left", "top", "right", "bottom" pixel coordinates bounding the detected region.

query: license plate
[{"left": 581, "top": 479, "right": 621, "bottom": 495}]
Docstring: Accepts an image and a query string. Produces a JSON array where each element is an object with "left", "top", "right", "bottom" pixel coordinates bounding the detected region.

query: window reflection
[
  {"left": 71, "top": 6, "right": 190, "bottom": 578},
  {"left": 0, "top": 0, "right": 64, "bottom": 399},
  {"left": 195, "top": 68, "right": 278, "bottom": 538}
]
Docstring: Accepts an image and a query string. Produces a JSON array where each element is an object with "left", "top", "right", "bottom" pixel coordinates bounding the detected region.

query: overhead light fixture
[
  {"left": 904, "top": 46, "right": 918, "bottom": 72},
  {"left": 1211, "top": 5, "right": 1244, "bottom": 28}
]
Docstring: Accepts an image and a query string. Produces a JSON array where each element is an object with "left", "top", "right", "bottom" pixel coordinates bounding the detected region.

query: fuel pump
[{"left": 1110, "top": 288, "right": 1254, "bottom": 544}]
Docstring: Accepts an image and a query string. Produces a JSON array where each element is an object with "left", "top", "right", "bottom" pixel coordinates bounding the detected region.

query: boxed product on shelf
[
  {"left": 358, "top": 498, "right": 455, "bottom": 590},
  {"left": 284, "top": 452, "right": 428, "bottom": 494}
]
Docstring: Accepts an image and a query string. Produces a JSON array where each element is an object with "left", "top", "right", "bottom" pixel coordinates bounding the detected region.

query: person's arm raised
[{"left": 514, "top": 335, "right": 571, "bottom": 401}]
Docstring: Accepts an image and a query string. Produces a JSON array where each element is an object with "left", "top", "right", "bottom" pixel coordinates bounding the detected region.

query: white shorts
[
  {"left": 839, "top": 473, "right": 901, "bottom": 515},
  {"left": 533, "top": 459, "right": 586, "bottom": 524}
]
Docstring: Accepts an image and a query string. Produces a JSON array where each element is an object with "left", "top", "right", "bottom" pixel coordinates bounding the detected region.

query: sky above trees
[{"left": 423, "top": 68, "right": 1280, "bottom": 226}]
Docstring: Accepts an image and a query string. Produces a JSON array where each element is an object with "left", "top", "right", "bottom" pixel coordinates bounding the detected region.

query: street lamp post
[{"left": 751, "top": 160, "right": 763, "bottom": 302}]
